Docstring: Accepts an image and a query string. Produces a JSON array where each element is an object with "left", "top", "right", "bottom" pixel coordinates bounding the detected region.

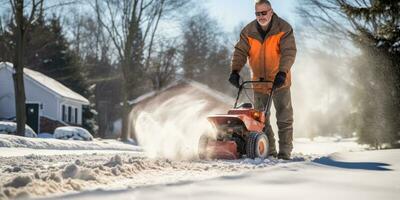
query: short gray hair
[{"left": 255, "top": 0, "right": 271, "bottom": 6}]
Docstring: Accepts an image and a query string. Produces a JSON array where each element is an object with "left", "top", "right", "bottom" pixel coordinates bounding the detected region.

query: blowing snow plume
[{"left": 131, "top": 81, "right": 232, "bottom": 160}]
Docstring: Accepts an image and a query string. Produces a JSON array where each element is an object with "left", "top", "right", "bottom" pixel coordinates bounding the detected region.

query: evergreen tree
[
  {"left": 343, "top": 1, "right": 400, "bottom": 148},
  {"left": 125, "top": 24, "right": 145, "bottom": 100},
  {"left": 299, "top": 0, "right": 400, "bottom": 148}
]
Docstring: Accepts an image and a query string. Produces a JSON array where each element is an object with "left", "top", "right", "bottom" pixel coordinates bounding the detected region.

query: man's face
[{"left": 255, "top": 3, "right": 273, "bottom": 27}]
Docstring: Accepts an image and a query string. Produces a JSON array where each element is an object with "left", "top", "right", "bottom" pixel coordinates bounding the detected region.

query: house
[
  {"left": 109, "top": 79, "right": 235, "bottom": 139},
  {"left": 0, "top": 62, "right": 89, "bottom": 133}
]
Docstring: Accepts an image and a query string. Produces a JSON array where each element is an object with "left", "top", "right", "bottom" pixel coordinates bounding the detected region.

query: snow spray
[{"left": 133, "top": 86, "right": 227, "bottom": 160}]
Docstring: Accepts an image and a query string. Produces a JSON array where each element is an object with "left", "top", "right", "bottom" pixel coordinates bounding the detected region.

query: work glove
[
  {"left": 273, "top": 71, "right": 286, "bottom": 88},
  {"left": 229, "top": 70, "right": 240, "bottom": 88}
]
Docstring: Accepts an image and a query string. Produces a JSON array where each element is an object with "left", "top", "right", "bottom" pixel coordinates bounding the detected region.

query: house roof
[
  {"left": 0, "top": 62, "right": 89, "bottom": 104},
  {"left": 128, "top": 79, "right": 235, "bottom": 106}
]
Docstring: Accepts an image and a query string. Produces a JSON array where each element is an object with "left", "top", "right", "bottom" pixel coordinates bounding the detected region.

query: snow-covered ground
[
  {"left": 43, "top": 150, "right": 399, "bottom": 200},
  {"left": 1, "top": 134, "right": 393, "bottom": 200}
]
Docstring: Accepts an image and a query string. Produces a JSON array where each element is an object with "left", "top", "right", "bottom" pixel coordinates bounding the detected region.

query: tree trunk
[
  {"left": 120, "top": 79, "right": 130, "bottom": 141},
  {"left": 13, "top": 0, "right": 27, "bottom": 136},
  {"left": 119, "top": 8, "right": 139, "bottom": 142}
]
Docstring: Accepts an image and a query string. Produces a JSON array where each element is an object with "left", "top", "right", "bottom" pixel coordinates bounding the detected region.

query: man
[{"left": 229, "top": 0, "right": 296, "bottom": 160}]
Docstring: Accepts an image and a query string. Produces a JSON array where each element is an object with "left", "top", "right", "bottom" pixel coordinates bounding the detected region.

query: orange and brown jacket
[{"left": 231, "top": 14, "right": 297, "bottom": 94}]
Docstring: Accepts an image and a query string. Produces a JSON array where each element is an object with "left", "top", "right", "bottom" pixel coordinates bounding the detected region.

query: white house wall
[
  {"left": 25, "top": 76, "right": 59, "bottom": 120},
  {"left": 0, "top": 67, "right": 15, "bottom": 119},
  {"left": 0, "top": 67, "right": 59, "bottom": 120}
]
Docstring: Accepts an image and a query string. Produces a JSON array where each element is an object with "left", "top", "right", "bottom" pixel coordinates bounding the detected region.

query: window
[
  {"left": 62, "top": 104, "right": 81, "bottom": 124},
  {"left": 62, "top": 105, "right": 66, "bottom": 121},
  {"left": 68, "top": 106, "right": 72, "bottom": 122},
  {"left": 75, "top": 108, "right": 78, "bottom": 124}
]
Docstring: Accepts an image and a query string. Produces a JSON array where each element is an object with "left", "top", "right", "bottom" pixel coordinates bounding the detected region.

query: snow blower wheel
[{"left": 246, "top": 132, "right": 269, "bottom": 159}]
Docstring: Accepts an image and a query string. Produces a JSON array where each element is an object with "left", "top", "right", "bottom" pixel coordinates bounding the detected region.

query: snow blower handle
[
  {"left": 233, "top": 79, "right": 274, "bottom": 109},
  {"left": 264, "top": 83, "right": 277, "bottom": 118}
]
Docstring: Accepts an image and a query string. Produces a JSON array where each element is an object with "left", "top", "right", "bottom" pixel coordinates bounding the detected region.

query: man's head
[{"left": 255, "top": 0, "right": 273, "bottom": 27}]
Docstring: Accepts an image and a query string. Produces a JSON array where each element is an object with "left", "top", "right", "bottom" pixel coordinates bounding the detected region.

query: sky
[{"left": 204, "top": 0, "right": 299, "bottom": 33}]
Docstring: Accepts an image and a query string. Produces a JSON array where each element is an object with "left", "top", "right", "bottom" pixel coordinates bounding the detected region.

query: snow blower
[{"left": 199, "top": 80, "right": 276, "bottom": 160}]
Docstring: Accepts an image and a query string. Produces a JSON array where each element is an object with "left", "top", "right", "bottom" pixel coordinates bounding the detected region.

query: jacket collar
[{"left": 247, "top": 13, "right": 280, "bottom": 43}]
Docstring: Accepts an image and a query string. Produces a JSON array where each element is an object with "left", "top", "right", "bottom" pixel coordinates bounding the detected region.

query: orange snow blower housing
[{"left": 199, "top": 80, "right": 276, "bottom": 160}]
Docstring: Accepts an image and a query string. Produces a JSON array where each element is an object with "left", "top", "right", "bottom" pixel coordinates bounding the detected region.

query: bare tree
[
  {"left": 93, "top": 0, "right": 190, "bottom": 141},
  {"left": 9, "top": 0, "right": 44, "bottom": 136},
  {"left": 148, "top": 39, "right": 179, "bottom": 90}
]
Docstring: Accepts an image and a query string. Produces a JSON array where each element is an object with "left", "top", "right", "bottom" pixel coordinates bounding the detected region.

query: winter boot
[
  {"left": 268, "top": 151, "right": 278, "bottom": 158},
  {"left": 277, "top": 152, "right": 291, "bottom": 160}
]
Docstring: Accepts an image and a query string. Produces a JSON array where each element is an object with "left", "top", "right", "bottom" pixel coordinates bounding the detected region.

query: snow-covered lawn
[
  {"left": 0, "top": 135, "right": 388, "bottom": 200},
  {"left": 0, "top": 134, "right": 139, "bottom": 151}
]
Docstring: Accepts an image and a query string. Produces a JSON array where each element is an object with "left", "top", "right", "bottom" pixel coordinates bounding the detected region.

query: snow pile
[
  {"left": 54, "top": 126, "right": 93, "bottom": 141},
  {"left": 0, "top": 157, "right": 103, "bottom": 199},
  {"left": 104, "top": 155, "right": 123, "bottom": 167},
  {"left": 0, "top": 134, "right": 140, "bottom": 151},
  {"left": 0, "top": 152, "right": 285, "bottom": 199},
  {"left": 0, "top": 121, "right": 37, "bottom": 138},
  {"left": 4, "top": 176, "right": 33, "bottom": 188},
  {"left": 61, "top": 164, "right": 96, "bottom": 181}
]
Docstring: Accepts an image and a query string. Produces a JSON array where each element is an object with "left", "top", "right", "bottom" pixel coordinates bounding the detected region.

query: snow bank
[
  {"left": 54, "top": 126, "right": 93, "bottom": 141},
  {"left": 0, "top": 121, "right": 37, "bottom": 138},
  {"left": 0, "top": 134, "right": 140, "bottom": 151}
]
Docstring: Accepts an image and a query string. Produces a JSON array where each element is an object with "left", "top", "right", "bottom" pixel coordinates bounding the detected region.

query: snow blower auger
[{"left": 199, "top": 80, "right": 276, "bottom": 160}]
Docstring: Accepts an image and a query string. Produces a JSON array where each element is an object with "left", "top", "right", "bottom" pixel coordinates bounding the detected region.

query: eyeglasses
[{"left": 255, "top": 9, "right": 272, "bottom": 17}]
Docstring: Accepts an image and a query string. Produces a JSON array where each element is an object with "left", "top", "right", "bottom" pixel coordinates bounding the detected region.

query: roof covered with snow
[
  {"left": 0, "top": 62, "right": 89, "bottom": 104},
  {"left": 128, "top": 79, "right": 235, "bottom": 105}
]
